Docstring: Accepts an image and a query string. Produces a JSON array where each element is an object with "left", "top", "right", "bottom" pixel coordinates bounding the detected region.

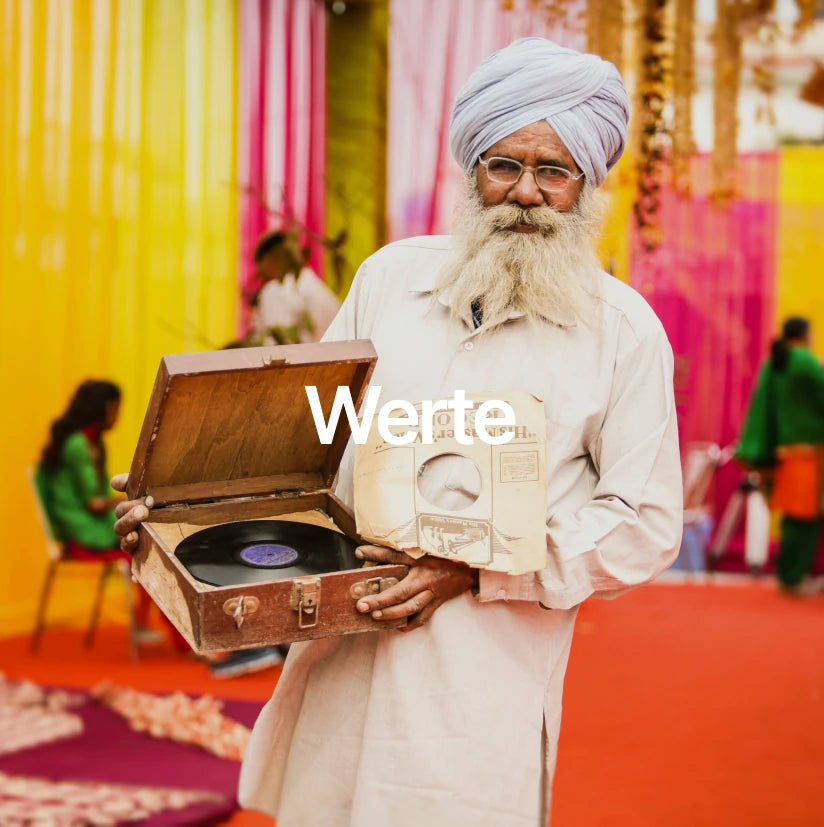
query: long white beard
[{"left": 434, "top": 179, "right": 607, "bottom": 330}]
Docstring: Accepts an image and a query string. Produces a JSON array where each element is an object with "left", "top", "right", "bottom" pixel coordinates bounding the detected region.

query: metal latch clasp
[
  {"left": 349, "top": 576, "right": 400, "bottom": 601},
  {"left": 290, "top": 577, "right": 321, "bottom": 629},
  {"left": 223, "top": 595, "right": 260, "bottom": 630}
]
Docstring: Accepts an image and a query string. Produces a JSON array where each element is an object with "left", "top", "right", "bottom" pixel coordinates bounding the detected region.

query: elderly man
[{"left": 115, "top": 38, "right": 682, "bottom": 826}]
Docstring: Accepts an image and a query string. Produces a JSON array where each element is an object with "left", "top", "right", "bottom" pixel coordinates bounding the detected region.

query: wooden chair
[{"left": 27, "top": 467, "right": 138, "bottom": 660}]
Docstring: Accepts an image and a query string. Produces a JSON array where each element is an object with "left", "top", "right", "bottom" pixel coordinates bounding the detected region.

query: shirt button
[
  {"left": 496, "top": 589, "right": 506, "bottom": 599},
  {"left": 464, "top": 341, "right": 474, "bottom": 351}
]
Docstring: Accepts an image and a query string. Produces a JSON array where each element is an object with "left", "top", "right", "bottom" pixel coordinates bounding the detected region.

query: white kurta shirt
[{"left": 239, "top": 236, "right": 683, "bottom": 827}]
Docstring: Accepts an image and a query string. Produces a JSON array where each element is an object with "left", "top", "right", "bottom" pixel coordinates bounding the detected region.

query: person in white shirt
[{"left": 247, "top": 230, "right": 340, "bottom": 346}]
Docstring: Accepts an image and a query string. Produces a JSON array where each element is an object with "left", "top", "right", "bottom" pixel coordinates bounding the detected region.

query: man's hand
[
  {"left": 354, "top": 545, "right": 477, "bottom": 632},
  {"left": 111, "top": 473, "right": 154, "bottom": 553}
]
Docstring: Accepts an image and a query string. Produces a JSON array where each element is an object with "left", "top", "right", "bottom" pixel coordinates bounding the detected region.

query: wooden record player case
[{"left": 127, "top": 340, "right": 407, "bottom": 654}]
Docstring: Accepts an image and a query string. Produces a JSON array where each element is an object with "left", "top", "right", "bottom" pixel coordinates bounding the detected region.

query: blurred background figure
[
  {"left": 35, "top": 380, "right": 160, "bottom": 642},
  {"left": 240, "top": 230, "right": 340, "bottom": 347},
  {"left": 736, "top": 317, "right": 824, "bottom": 593},
  {"left": 209, "top": 227, "right": 341, "bottom": 676}
]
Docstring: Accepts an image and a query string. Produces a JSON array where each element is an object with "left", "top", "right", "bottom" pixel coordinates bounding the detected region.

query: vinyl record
[{"left": 175, "top": 519, "right": 359, "bottom": 587}]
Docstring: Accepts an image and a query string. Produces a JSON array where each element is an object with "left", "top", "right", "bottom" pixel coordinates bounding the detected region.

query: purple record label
[{"left": 239, "top": 543, "right": 299, "bottom": 567}]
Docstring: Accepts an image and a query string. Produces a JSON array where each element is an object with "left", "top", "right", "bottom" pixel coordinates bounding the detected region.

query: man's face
[
  {"left": 256, "top": 251, "right": 285, "bottom": 284},
  {"left": 255, "top": 243, "right": 302, "bottom": 284},
  {"left": 475, "top": 121, "right": 584, "bottom": 220},
  {"left": 436, "top": 126, "right": 604, "bottom": 330}
]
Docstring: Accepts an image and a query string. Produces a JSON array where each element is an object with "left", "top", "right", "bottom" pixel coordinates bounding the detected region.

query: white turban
[{"left": 450, "top": 38, "right": 629, "bottom": 188}]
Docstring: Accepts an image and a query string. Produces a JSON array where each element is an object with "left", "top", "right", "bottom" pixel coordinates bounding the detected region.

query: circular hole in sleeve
[{"left": 416, "top": 453, "right": 482, "bottom": 511}]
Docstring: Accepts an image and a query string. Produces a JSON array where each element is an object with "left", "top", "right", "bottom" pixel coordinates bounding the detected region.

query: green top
[
  {"left": 36, "top": 431, "right": 118, "bottom": 550},
  {"left": 736, "top": 347, "right": 824, "bottom": 467}
]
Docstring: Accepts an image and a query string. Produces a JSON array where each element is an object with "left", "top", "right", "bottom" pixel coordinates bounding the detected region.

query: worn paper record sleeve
[
  {"left": 175, "top": 519, "right": 359, "bottom": 587},
  {"left": 354, "top": 390, "right": 549, "bottom": 575}
]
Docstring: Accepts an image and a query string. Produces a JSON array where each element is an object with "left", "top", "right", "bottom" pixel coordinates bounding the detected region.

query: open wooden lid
[{"left": 126, "top": 340, "right": 377, "bottom": 507}]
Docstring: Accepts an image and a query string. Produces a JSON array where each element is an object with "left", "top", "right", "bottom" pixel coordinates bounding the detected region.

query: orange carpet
[
  {"left": 553, "top": 579, "right": 824, "bottom": 826},
  {"left": 1, "top": 580, "right": 822, "bottom": 826}
]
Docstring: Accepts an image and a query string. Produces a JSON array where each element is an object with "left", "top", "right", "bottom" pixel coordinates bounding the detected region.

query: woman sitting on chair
[
  {"left": 37, "top": 380, "right": 125, "bottom": 557},
  {"left": 36, "top": 380, "right": 161, "bottom": 643}
]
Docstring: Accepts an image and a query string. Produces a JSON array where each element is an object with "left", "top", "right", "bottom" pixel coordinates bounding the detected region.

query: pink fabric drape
[
  {"left": 633, "top": 153, "right": 778, "bottom": 517},
  {"left": 387, "top": 0, "right": 585, "bottom": 241},
  {"left": 238, "top": 0, "right": 326, "bottom": 334}
]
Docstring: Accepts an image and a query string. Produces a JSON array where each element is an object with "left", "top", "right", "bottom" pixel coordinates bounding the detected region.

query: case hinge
[
  {"left": 290, "top": 577, "right": 321, "bottom": 629},
  {"left": 349, "top": 576, "right": 400, "bottom": 600}
]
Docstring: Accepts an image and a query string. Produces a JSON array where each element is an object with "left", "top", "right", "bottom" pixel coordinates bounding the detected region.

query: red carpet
[{"left": 1, "top": 580, "right": 822, "bottom": 826}]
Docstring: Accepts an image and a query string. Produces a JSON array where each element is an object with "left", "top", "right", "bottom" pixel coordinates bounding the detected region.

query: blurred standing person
[{"left": 737, "top": 317, "right": 824, "bottom": 592}]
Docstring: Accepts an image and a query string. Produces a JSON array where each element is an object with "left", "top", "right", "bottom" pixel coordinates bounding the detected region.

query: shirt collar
[{"left": 408, "top": 271, "right": 527, "bottom": 323}]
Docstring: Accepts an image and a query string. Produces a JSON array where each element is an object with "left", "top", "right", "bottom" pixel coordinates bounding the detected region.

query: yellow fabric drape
[
  {"left": 777, "top": 146, "right": 824, "bottom": 360},
  {"left": 0, "top": 0, "right": 238, "bottom": 636},
  {"left": 598, "top": 158, "right": 634, "bottom": 283}
]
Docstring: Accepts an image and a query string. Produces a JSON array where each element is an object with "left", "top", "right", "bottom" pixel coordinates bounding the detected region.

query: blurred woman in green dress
[
  {"left": 737, "top": 317, "right": 824, "bottom": 590},
  {"left": 37, "top": 380, "right": 124, "bottom": 554},
  {"left": 36, "top": 380, "right": 163, "bottom": 641}
]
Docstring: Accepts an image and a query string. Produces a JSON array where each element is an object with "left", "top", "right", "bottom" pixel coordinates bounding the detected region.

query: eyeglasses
[{"left": 477, "top": 156, "right": 584, "bottom": 193}]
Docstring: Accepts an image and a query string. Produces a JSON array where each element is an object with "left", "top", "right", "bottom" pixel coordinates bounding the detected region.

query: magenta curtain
[
  {"left": 237, "top": 0, "right": 326, "bottom": 334},
  {"left": 632, "top": 153, "right": 778, "bottom": 517},
  {"left": 387, "top": 0, "right": 585, "bottom": 241}
]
